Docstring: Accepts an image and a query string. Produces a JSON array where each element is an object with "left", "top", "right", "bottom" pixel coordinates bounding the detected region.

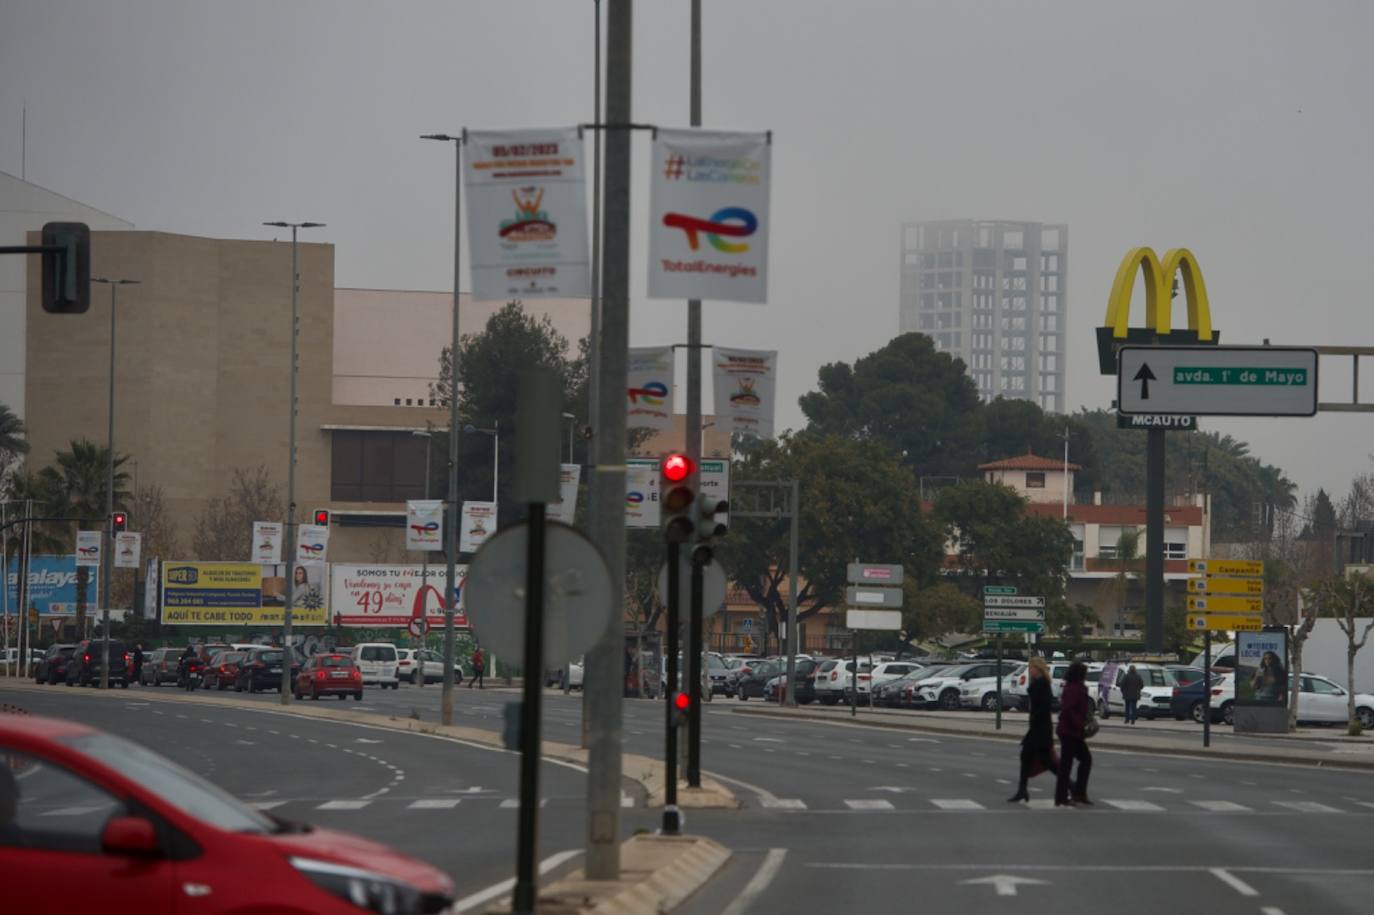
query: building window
[
  {"left": 331, "top": 430, "right": 428, "bottom": 502},
  {"left": 1164, "top": 541, "right": 1187, "bottom": 560},
  {"left": 1025, "top": 471, "right": 1046, "bottom": 488}
]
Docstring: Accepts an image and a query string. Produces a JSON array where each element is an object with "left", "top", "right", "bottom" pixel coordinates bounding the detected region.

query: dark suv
[
  {"left": 34, "top": 644, "right": 77, "bottom": 684},
  {"left": 234, "top": 646, "right": 297, "bottom": 692},
  {"left": 64, "top": 639, "right": 130, "bottom": 687}
]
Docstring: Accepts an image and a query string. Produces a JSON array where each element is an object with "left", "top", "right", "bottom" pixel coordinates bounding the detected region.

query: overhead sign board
[
  {"left": 1187, "top": 595, "right": 1263, "bottom": 614},
  {"left": 1118, "top": 346, "right": 1318, "bottom": 417},
  {"left": 983, "top": 619, "right": 1046, "bottom": 634},
  {"left": 1188, "top": 559, "right": 1264, "bottom": 577},
  {"left": 1188, "top": 577, "right": 1264, "bottom": 595},
  {"left": 982, "top": 585, "right": 1018, "bottom": 596},
  {"left": 847, "top": 586, "right": 902, "bottom": 608},
  {"left": 1116, "top": 413, "right": 1197, "bottom": 430},
  {"left": 1188, "top": 613, "right": 1264, "bottom": 632},
  {"left": 848, "top": 563, "right": 903, "bottom": 586},
  {"left": 846, "top": 608, "right": 902, "bottom": 631},
  {"left": 983, "top": 607, "right": 1045, "bottom": 622},
  {"left": 983, "top": 595, "right": 1046, "bottom": 609}
]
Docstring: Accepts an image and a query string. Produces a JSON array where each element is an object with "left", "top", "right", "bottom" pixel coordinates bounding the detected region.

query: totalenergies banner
[
  {"left": 464, "top": 126, "right": 590, "bottom": 300},
  {"left": 4, "top": 555, "right": 98, "bottom": 615},
  {"left": 648, "top": 128, "right": 771, "bottom": 304},
  {"left": 330, "top": 564, "right": 469, "bottom": 629},
  {"left": 626, "top": 346, "right": 675, "bottom": 432},
  {"left": 712, "top": 347, "right": 777, "bottom": 438},
  {"left": 161, "top": 562, "right": 327, "bottom": 627}
]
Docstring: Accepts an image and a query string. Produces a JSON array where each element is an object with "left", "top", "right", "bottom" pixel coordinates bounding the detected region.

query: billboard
[
  {"left": 3, "top": 555, "right": 99, "bottom": 615},
  {"left": 1236, "top": 629, "right": 1289, "bottom": 706},
  {"left": 329, "top": 564, "right": 469, "bottom": 629},
  {"left": 161, "top": 562, "right": 327, "bottom": 627}
]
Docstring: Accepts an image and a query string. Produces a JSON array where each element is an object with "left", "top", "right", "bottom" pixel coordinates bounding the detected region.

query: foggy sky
[{"left": 2, "top": 0, "right": 1371, "bottom": 510}]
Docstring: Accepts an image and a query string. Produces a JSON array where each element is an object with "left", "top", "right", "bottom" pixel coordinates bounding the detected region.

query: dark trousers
[
  {"left": 1124, "top": 698, "right": 1139, "bottom": 723},
  {"left": 470, "top": 666, "right": 484, "bottom": 688},
  {"left": 1016, "top": 742, "right": 1058, "bottom": 793},
  {"left": 1055, "top": 736, "right": 1092, "bottom": 803}
]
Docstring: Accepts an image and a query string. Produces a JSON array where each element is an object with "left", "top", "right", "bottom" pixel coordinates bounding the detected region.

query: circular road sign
[{"left": 407, "top": 616, "right": 430, "bottom": 638}]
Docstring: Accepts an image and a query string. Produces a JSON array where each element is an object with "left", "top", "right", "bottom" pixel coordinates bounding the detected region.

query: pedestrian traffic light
[
  {"left": 689, "top": 494, "right": 730, "bottom": 564},
  {"left": 660, "top": 453, "right": 695, "bottom": 544},
  {"left": 672, "top": 691, "right": 691, "bottom": 727},
  {"left": 110, "top": 511, "right": 128, "bottom": 534},
  {"left": 313, "top": 509, "right": 331, "bottom": 527},
  {"left": 40, "top": 222, "right": 91, "bottom": 314}
]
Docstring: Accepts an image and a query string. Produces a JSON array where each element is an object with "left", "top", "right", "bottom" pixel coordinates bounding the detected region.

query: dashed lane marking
[
  {"left": 1104, "top": 800, "right": 1165, "bottom": 812},
  {"left": 248, "top": 801, "right": 286, "bottom": 811},
  {"left": 1274, "top": 801, "right": 1342, "bottom": 813},
  {"left": 1191, "top": 800, "right": 1250, "bottom": 812},
  {"left": 844, "top": 799, "right": 894, "bottom": 810},
  {"left": 761, "top": 799, "right": 807, "bottom": 809},
  {"left": 408, "top": 799, "right": 461, "bottom": 809},
  {"left": 317, "top": 800, "right": 370, "bottom": 810},
  {"left": 931, "top": 799, "right": 984, "bottom": 810}
]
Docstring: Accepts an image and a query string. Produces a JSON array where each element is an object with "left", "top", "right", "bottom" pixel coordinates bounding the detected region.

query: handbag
[{"left": 1084, "top": 701, "right": 1100, "bottom": 738}]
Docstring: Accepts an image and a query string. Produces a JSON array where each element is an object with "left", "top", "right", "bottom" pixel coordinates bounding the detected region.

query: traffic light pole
[
  {"left": 663, "top": 541, "right": 682, "bottom": 835},
  {"left": 100, "top": 281, "right": 117, "bottom": 689},
  {"left": 687, "top": 556, "right": 703, "bottom": 787}
]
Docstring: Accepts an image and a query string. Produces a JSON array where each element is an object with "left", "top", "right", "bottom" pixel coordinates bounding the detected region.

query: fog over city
[{"left": 3, "top": 0, "right": 1370, "bottom": 499}]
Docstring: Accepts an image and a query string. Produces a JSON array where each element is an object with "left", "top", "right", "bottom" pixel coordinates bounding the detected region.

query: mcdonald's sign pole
[{"left": 1099, "top": 247, "right": 1219, "bottom": 653}]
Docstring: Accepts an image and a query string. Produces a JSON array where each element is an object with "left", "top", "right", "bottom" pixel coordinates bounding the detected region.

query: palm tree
[
  {"left": 1094, "top": 528, "right": 1142, "bottom": 633},
  {"left": 0, "top": 402, "right": 27, "bottom": 461}
]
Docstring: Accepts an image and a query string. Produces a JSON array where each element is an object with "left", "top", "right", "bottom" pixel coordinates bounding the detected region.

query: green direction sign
[
  {"left": 982, "top": 619, "right": 1045, "bottom": 634},
  {"left": 982, "top": 586, "right": 1018, "bottom": 596}
]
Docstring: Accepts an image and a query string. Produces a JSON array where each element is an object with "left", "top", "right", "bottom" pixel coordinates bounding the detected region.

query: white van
[{"left": 351, "top": 643, "right": 400, "bottom": 689}]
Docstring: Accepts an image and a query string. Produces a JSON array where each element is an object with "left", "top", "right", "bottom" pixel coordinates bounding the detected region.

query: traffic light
[
  {"left": 672, "top": 691, "right": 691, "bottom": 727},
  {"left": 40, "top": 222, "right": 91, "bottom": 314},
  {"left": 660, "top": 453, "right": 695, "bottom": 543},
  {"left": 689, "top": 494, "right": 730, "bottom": 564},
  {"left": 110, "top": 511, "right": 128, "bottom": 534},
  {"left": 313, "top": 509, "right": 331, "bottom": 527}
]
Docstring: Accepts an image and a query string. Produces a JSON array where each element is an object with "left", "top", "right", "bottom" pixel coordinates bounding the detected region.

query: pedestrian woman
[
  {"left": 1008, "top": 656, "right": 1058, "bottom": 803},
  {"left": 1055, "top": 660, "right": 1094, "bottom": 806}
]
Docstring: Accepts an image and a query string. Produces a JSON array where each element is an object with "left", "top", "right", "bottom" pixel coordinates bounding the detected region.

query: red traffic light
[
  {"left": 662, "top": 453, "right": 693, "bottom": 482},
  {"left": 673, "top": 692, "right": 690, "bottom": 712},
  {"left": 313, "top": 509, "right": 331, "bottom": 526},
  {"left": 110, "top": 512, "right": 127, "bottom": 533}
]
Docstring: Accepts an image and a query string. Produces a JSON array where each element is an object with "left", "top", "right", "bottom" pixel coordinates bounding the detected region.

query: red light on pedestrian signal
[
  {"left": 313, "top": 509, "right": 331, "bottom": 526},
  {"left": 662, "top": 453, "right": 693, "bottom": 483},
  {"left": 673, "top": 692, "right": 690, "bottom": 712}
]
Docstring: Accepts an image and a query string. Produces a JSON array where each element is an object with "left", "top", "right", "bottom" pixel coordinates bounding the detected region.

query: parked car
[
  {"left": 294, "top": 653, "right": 364, "bottom": 701},
  {"left": 763, "top": 658, "right": 819, "bottom": 703},
  {"left": 204, "top": 651, "right": 248, "bottom": 690},
  {"left": 138, "top": 647, "right": 180, "bottom": 687},
  {"left": 873, "top": 669, "right": 930, "bottom": 707},
  {"left": 233, "top": 647, "right": 297, "bottom": 693},
  {"left": 1006, "top": 659, "right": 1075, "bottom": 710},
  {"left": 64, "top": 639, "right": 130, "bottom": 688},
  {"left": 813, "top": 656, "right": 877, "bottom": 705},
  {"left": 0, "top": 713, "right": 453, "bottom": 913},
  {"left": 33, "top": 644, "right": 76, "bottom": 684},
  {"left": 735, "top": 659, "right": 782, "bottom": 699},
  {"left": 1203, "top": 672, "right": 1374, "bottom": 727},
  {"left": 705, "top": 652, "right": 733, "bottom": 696},
  {"left": 350, "top": 642, "right": 400, "bottom": 689},
  {"left": 913, "top": 662, "right": 1009, "bottom": 710},
  {"left": 1093, "top": 663, "right": 1200, "bottom": 719},
  {"left": 849, "top": 661, "right": 922, "bottom": 702},
  {"left": 1171, "top": 674, "right": 1225, "bottom": 722},
  {"left": 959, "top": 663, "right": 1028, "bottom": 711}
]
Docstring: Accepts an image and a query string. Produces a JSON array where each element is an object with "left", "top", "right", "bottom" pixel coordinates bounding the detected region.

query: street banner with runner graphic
[
  {"left": 113, "top": 532, "right": 142, "bottom": 570},
  {"left": 464, "top": 127, "right": 590, "bottom": 300},
  {"left": 329, "top": 564, "right": 469, "bottom": 629},
  {"left": 648, "top": 128, "right": 771, "bottom": 303},
  {"left": 712, "top": 346, "right": 777, "bottom": 438},
  {"left": 626, "top": 346, "right": 675, "bottom": 431},
  {"left": 251, "top": 521, "right": 283, "bottom": 563},
  {"left": 295, "top": 523, "right": 329, "bottom": 564},
  {"left": 550, "top": 464, "right": 582, "bottom": 525},
  {"left": 406, "top": 500, "right": 444, "bottom": 552},
  {"left": 460, "top": 501, "right": 497, "bottom": 553}
]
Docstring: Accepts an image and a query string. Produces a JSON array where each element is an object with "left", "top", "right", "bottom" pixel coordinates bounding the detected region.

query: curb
[
  {"left": 0, "top": 680, "right": 739, "bottom": 808},
  {"left": 729, "top": 705, "right": 1374, "bottom": 773}
]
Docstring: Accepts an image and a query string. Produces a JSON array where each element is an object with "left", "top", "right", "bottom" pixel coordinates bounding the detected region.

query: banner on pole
[
  {"left": 295, "top": 524, "right": 329, "bottom": 564},
  {"left": 113, "top": 532, "right": 142, "bottom": 570},
  {"left": 460, "top": 501, "right": 497, "bottom": 553},
  {"left": 251, "top": 522, "right": 283, "bottom": 564},
  {"left": 143, "top": 559, "right": 158, "bottom": 619},
  {"left": 625, "top": 460, "right": 660, "bottom": 529},
  {"left": 406, "top": 500, "right": 445, "bottom": 552},
  {"left": 713, "top": 347, "right": 778, "bottom": 438},
  {"left": 75, "top": 531, "right": 101, "bottom": 568},
  {"left": 626, "top": 346, "right": 676, "bottom": 431},
  {"left": 464, "top": 127, "right": 590, "bottom": 300},
  {"left": 550, "top": 464, "right": 582, "bottom": 525},
  {"left": 329, "top": 564, "right": 469, "bottom": 629},
  {"left": 648, "top": 128, "right": 771, "bottom": 304}
]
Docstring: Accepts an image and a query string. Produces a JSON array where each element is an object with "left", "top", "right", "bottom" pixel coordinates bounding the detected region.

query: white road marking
[
  {"left": 931, "top": 799, "right": 984, "bottom": 810},
  {"left": 1191, "top": 800, "right": 1250, "bottom": 812},
  {"left": 720, "top": 849, "right": 788, "bottom": 915},
  {"left": 454, "top": 849, "right": 580, "bottom": 913},
  {"left": 1140, "top": 787, "right": 1183, "bottom": 793},
  {"left": 761, "top": 799, "right": 807, "bottom": 809},
  {"left": 1210, "top": 868, "right": 1259, "bottom": 897},
  {"left": 499, "top": 799, "right": 549, "bottom": 808},
  {"left": 1103, "top": 800, "right": 1164, "bottom": 812},
  {"left": 317, "top": 800, "right": 370, "bottom": 810},
  {"left": 844, "top": 799, "right": 894, "bottom": 810},
  {"left": 1027, "top": 799, "right": 1056, "bottom": 810},
  {"left": 248, "top": 801, "right": 286, "bottom": 811},
  {"left": 408, "top": 799, "right": 461, "bottom": 809},
  {"left": 1274, "top": 801, "right": 1342, "bottom": 813},
  {"left": 1260, "top": 908, "right": 1289, "bottom": 915},
  {"left": 754, "top": 737, "right": 783, "bottom": 743},
  {"left": 960, "top": 874, "right": 1049, "bottom": 897},
  {"left": 41, "top": 805, "right": 107, "bottom": 817}
]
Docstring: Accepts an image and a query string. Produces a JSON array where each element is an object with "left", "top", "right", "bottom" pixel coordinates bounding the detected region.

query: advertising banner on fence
[
  {"left": 251, "top": 521, "right": 283, "bottom": 563},
  {"left": 648, "top": 128, "right": 771, "bottom": 304},
  {"left": 627, "top": 346, "right": 675, "bottom": 432},
  {"left": 4, "top": 555, "right": 98, "bottom": 615},
  {"left": 295, "top": 523, "right": 329, "bottom": 564},
  {"left": 329, "top": 564, "right": 469, "bottom": 629},
  {"left": 161, "top": 561, "right": 328, "bottom": 627},
  {"left": 406, "top": 500, "right": 444, "bottom": 552},
  {"left": 75, "top": 530, "right": 102, "bottom": 568},
  {"left": 460, "top": 501, "right": 497, "bottom": 553},
  {"left": 713, "top": 347, "right": 777, "bottom": 438},
  {"left": 261, "top": 562, "right": 329, "bottom": 619},
  {"left": 464, "top": 126, "right": 590, "bottom": 300},
  {"left": 113, "top": 532, "right": 142, "bottom": 570},
  {"left": 1236, "top": 629, "right": 1289, "bottom": 705},
  {"left": 550, "top": 464, "right": 582, "bottom": 525}
]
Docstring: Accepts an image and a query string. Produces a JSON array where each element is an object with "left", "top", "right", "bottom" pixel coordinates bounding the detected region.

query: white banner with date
[{"left": 712, "top": 346, "right": 778, "bottom": 438}]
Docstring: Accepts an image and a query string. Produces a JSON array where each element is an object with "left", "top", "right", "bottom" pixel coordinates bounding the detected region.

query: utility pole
[
  {"left": 1145, "top": 427, "right": 1165, "bottom": 652},
  {"left": 582, "top": 0, "right": 604, "bottom": 752},
  {"left": 584, "top": 0, "right": 631, "bottom": 880}
]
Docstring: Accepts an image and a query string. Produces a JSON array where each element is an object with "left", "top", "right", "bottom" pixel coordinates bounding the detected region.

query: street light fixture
[
  {"left": 561, "top": 412, "right": 577, "bottom": 463},
  {"left": 90, "top": 276, "right": 139, "bottom": 688},
  {"left": 263, "top": 220, "right": 325, "bottom": 706}
]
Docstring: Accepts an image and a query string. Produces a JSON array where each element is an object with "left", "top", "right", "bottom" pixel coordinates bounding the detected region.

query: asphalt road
[{"left": 11, "top": 680, "right": 1374, "bottom": 914}]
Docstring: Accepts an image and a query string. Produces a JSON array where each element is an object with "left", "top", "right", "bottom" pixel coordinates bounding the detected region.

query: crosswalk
[
  {"left": 246, "top": 791, "right": 639, "bottom": 812},
  {"left": 752, "top": 796, "right": 1374, "bottom": 814}
]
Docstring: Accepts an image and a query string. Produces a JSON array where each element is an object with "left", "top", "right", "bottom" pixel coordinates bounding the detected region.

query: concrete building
[{"left": 899, "top": 219, "right": 1067, "bottom": 413}]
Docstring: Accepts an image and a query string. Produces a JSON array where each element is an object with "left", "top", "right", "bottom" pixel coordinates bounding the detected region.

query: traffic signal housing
[
  {"left": 660, "top": 453, "right": 695, "bottom": 544},
  {"left": 672, "top": 691, "right": 691, "bottom": 727},
  {"left": 313, "top": 509, "right": 331, "bottom": 527},
  {"left": 689, "top": 494, "right": 729, "bottom": 564},
  {"left": 40, "top": 222, "right": 91, "bottom": 314},
  {"left": 110, "top": 511, "right": 128, "bottom": 534}
]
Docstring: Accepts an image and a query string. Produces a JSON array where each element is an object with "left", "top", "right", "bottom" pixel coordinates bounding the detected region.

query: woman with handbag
[
  {"left": 1054, "top": 660, "right": 1095, "bottom": 807},
  {"left": 1008, "top": 656, "right": 1058, "bottom": 803}
]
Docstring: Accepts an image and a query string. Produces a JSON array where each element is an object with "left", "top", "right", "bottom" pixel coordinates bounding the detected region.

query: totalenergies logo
[
  {"left": 410, "top": 521, "right": 440, "bottom": 536},
  {"left": 663, "top": 207, "right": 757, "bottom": 254},
  {"left": 77, "top": 546, "right": 99, "bottom": 559},
  {"left": 299, "top": 542, "right": 326, "bottom": 556},
  {"left": 627, "top": 381, "right": 668, "bottom": 406},
  {"left": 626, "top": 491, "right": 645, "bottom": 507}
]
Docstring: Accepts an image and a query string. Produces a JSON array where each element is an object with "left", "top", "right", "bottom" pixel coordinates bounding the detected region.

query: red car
[
  {"left": 0, "top": 714, "right": 454, "bottom": 914},
  {"left": 204, "top": 650, "right": 247, "bottom": 690},
  {"left": 294, "top": 653, "right": 364, "bottom": 701}
]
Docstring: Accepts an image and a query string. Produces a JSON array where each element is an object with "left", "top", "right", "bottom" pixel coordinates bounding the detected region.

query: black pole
[
  {"left": 687, "top": 557, "right": 703, "bottom": 787},
  {"left": 1145, "top": 428, "right": 1166, "bottom": 652},
  {"left": 663, "top": 542, "right": 681, "bottom": 834},
  {"left": 513, "top": 505, "right": 547, "bottom": 914},
  {"left": 1203, "top": 628, "right": 1212, "bottom": 749},
  {"left": 995, "top": 635, "right": 1003, "bottom": 731},
  {"left": 850, "top": 632, "right": 858, "bottom": 717}
]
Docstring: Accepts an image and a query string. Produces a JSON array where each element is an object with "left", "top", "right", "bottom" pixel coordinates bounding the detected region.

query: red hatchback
[
  {"left": 204, "top": 651, "right": 247, "bottom": 691},
  {"left": 0, "top": 714, "right": 454, "bottom": 914},
  {"left": 294, "top": 653, "right": 364, "bottom": 701}
]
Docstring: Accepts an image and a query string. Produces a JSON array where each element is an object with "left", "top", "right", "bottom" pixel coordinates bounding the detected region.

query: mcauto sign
[{"left": 1117, "top": 346, "right": 1319, "bottom": 417}]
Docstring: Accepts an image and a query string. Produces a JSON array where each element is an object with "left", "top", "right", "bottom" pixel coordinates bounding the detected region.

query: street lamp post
[
  {"left": 463, "top": 421, "right": 500, "bottom": 505},
  {"left": 412, "top": 425, "right": 434, "bottom": 686},
  {"left": 263, "top": 221, "right": 325, "bottom": 705},
  {"left": 91, "top": 277, "right": 139, "bottom": 689},
  {"left": 561, "top": 412, "right": 576, "bottom": 463}
]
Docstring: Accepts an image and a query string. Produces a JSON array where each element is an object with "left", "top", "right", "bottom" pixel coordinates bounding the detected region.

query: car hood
[
  {"left": 263, "top": 824, "right": 454, "bottom": 897},
  {"left": 917, "top": 677, "right": 958, "bottom": 688}
]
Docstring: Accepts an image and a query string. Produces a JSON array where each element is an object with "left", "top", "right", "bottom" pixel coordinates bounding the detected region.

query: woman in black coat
[{"left": 1008, "top": 656, "right": 1058, "bottom": 802}]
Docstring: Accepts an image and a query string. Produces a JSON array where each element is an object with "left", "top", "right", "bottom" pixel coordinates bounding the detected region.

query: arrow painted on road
[
  {"left": 960, "top": 875, "right": 1050, "bottom": 897},
  {"left": 1133, "top": 362, "right": 1157, "bottom": 400}
]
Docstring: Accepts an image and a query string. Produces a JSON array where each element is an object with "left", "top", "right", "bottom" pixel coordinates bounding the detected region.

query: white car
[
  {"left": 351, "top": 642, "right": 400, "bottom": 689},
  {"left": 1006, "top": 660, "right": 1077, "bottom": 710},
  {"left": 915, "top": 661, "right": 1010, "bottom": 710},
  {"left": 399, "top": 649, "right": 464, "bottom": 685},
  {"left": 1092, "top": 664, "right": 1204, "bottom": 719},
  {"left": 856, "top": 661, "right": 924, "bottom": 700},
  {"left": 959, "top": 663, "right": 1028, "bottom": 711},
  {"left": 813, "top": 656, "right": 877, "bottom": 705},
  {"left": 1208, "top": 672, "right": 1374, "bottom": 728}
]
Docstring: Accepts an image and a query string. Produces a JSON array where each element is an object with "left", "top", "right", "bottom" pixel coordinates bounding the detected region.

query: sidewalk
[{"left": 730, "top": 702, "right": 1374, "bottom": 771}]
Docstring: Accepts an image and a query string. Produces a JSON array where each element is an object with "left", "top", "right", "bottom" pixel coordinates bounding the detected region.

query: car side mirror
[{"left": 101, "top": 815, "right": 161, "bottom": 857}]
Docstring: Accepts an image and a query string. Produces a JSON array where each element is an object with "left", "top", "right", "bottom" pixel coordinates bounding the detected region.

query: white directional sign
[
  {"left": 846, "top": 608, "right": 902, "bottom": 631},
  {"left": 1117, "top": 346, "right": 1318, "bottom": 417},
  {"left": 983, "top": 607, "right": 1045, "bottom": 621},
  {"left": 847, "top": 586, "right": 903, "bottom": 608},
  {"left": 982, "top": 595, "right": 1046, "bottom": 609}
]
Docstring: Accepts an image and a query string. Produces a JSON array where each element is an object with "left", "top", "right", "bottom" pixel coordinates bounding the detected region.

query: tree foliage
[
  {"left": 191, "top": 466, "right": 283, "bottom": 561},
  {"left": 932, "top": 480, "right": 1074, "bottom": 601}
]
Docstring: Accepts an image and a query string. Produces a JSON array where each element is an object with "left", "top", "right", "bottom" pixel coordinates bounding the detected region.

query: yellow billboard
[{"left": 161, "top": 562, "right": 327, "bottom": 626}]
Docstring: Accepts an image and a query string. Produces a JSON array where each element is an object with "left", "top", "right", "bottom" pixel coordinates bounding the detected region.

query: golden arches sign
[{"left": 1097, "top": 247, "right": 1219, "bottom": 374}]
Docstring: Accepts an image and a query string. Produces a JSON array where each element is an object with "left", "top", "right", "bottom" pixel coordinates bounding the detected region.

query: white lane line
[
  {"left": 499, "top": 799, "right": 549, "bottom": 808},
  {"left": 1027, "top": 799, "right": 1056, "bottom": 810},
  {"left": 844, "top": 799, "right": 894, "bottom": 810},
  {"left": 248, "top": 801, "right": 286, "bottom": 810},
  {"left": 454, "top": 849, "right": 580, "bottom": 913},
  {"left": 720, "top": 848, "right": 788, "bottom": 915},
  {"left": 408, "top": 799, "right": 460, "bottom": 809},
  {"left": 1274, "top": 801, "right": 1343, "bottom": 813},
  {"left": 1260, "top": 908, "right": 1288, "bottom": 915},
  {"left": 1191, "top": 800, "right": 1250, "bottom": 812},
  {"left": 1210, "top": 867, "right": 1259, "bottom": 897},
  {"left": 1104, "top": 800, "right": 1164, "bottom": 812},
  {"left": 931, "top": 799, "right": 984, "bottom": 810},
  {"left": 317, "top": 800, "right": 370, "bottom": 810},
  {"left": 761, "top": 799, "right": 807, "bottom": 809}
]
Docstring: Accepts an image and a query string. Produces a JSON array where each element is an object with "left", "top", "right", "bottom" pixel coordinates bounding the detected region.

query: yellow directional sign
[
  {"left": 1188, "top": 559, "right": 1263, "bottom": 577},
  {"left": 1188, "top": 613, "right": 1264, "bottom": 632},
  {"left": 1187, "top": 577, "right": 1265, "bottom": 595},
  {"left": 1187, "top": 595, "right": 1263, "bottom": 613}
]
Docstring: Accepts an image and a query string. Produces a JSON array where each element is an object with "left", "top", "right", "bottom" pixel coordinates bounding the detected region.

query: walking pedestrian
[
  {"left": 470, "top": 647, "right": 485, "bottom": 689},
  {"left": 131, "top": 643, "right": 145, "bottom": 685},
  {"left": 1120, "top": 664, "right": 1145, "bottom": 725},
  {"left": 1055, "top": 660, "right": 1094, "bottom": 807},
  {"left": 1008, "top": 657, "right": 1058, "bottom": 803}
]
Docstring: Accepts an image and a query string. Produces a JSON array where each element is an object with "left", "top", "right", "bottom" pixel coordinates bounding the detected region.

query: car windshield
[
  {"left": 706, "top": 655, "right": 726, "bottom": 670},
  {"left": 360, "top": 646, "right": 395, "bottom": 661},
  {"left": 255, "top": 650, "right": 284, "bottom": 663},
  {"left": 62, "top": 732, "right": 275, "bottom": 834}
]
